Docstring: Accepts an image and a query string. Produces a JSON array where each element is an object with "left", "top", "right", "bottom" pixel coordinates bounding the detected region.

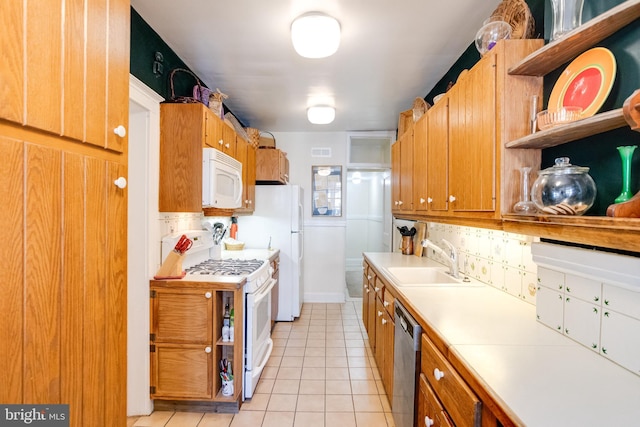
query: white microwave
[{"left": 202, "top": 148, "right": 243, "bottom": 209}]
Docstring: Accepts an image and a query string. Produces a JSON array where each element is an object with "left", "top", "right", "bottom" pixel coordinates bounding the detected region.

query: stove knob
[{"left": 205, "top": 292, "right": 212, "bottom": 299}]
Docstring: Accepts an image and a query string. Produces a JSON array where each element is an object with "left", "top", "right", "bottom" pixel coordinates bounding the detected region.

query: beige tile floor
[{"left": 129, "top": 301, "right": 395, "bottom": 427}]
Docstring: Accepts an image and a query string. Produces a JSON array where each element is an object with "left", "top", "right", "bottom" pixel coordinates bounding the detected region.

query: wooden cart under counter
[{"left": 149, "top": 278, "right": 245, "bottom": 412}]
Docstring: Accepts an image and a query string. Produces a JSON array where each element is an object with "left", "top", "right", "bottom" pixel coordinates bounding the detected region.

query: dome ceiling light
[
  {"left": 291, "top": 12, "right": 341, "bottom": 59},
  {"left": 307, "top": 106, "right": 336, "bottom": 124}
]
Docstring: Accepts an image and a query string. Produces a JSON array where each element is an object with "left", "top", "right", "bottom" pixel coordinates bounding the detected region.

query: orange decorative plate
[{"left": 548, "top": 47, "right": 617, "bottom": 118}]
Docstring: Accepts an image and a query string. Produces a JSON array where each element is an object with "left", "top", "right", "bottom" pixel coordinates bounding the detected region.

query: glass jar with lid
[{"left": 531, "top": 157, "right": 596, "bottom": 215}]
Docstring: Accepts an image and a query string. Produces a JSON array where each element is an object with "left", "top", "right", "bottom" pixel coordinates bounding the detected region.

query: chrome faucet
[{"left": 421, "top": 238, "right": 460, "bottom": 279}]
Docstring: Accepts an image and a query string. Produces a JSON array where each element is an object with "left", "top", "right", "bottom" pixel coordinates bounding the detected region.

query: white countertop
[{"left": 364, "top": 252, "right": 640, "bottom": 426}]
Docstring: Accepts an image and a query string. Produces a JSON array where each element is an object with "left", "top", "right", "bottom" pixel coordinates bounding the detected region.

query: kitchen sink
[{"left": 386, "top": 266, "right": 473, "bottom": 286}]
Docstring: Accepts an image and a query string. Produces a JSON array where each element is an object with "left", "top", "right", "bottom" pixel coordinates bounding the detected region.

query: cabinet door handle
[
  {"left": 225, "top": 143, "right": 230, "bottom": 148},
  {"left": 425, "top": 416, "right": 434, "bottom": 427},
  {"left": 394, "top": 201, "right": 399, "bottom": 206},
  {"left": 449, "top": 195, "right": 456, "bottom": 203},
  {"left": 113, "top": 125, "right": 126, "bottom": 137},
  {"left": 381, "top": 318, "right": 387, "bottom": 325},
  {"left": 398, "top": 200, "right": 404, "bottom": 206},
  {"left": 420, "top": 197, "right": 426, "bottom": 204},
  {"left": 113, "top": 177, "right": 127, "bottom": 189},
  {"left": 383, "top": 301, "right": 389, "bottom": 307},
  {"left": 374, "top": 287, "right": 380, "bottom": 292},
  {"left": 205, "top": 292, "right": 212, "bottom": 299},
  {"left": 205, "top": 346, "right": 212, "bottom": 353},
  {"left": 433, "top": 368, "right": 445, "bottom": 381},
  {"left": 218, "top": 139, "right": 224, "bottom": 145},
  {"left": 377, "top": 310, "right": 383, "bottom": 317},
  {"left": 367, "top": 275, "right": 372, "bottom": 280},
  {"left": 427, "top": 197, "right": 433, "bottom": 203}
]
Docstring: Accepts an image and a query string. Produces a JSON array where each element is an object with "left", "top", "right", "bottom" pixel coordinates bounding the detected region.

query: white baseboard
[{"left": 304, "top": 292, "right": 346, "bottom": 304}]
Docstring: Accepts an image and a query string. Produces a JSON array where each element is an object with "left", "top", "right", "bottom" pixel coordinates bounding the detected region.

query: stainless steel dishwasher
[{"left": 392, "top": 301, "right": 422, "bottom": 427}]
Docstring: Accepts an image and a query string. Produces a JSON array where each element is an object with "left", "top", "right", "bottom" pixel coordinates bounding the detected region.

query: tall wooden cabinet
[{"left": 0, "top": 1, "right": 129, "bottom": 426}]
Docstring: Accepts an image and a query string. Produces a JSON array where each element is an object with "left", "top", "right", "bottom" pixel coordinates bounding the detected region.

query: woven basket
[
  {"left": 489, "top": 0, "right": 535, "bottom": 39},
  {"left": 412, "top": 97, "right": 430, "bottom": 122},
  {"left": 168, "top": 68, "right": 204, "bottom": 104},
  {"left": 246, "top": 128, "right": 261, "bottom": 148}
]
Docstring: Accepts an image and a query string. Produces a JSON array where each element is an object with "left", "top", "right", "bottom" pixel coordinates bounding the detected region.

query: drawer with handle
[{"left": 421, "top": 334, "right": 481, "bottom": 427}]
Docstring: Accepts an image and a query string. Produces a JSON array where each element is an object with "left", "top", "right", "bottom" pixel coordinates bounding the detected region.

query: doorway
[
  {"left": 127, "top": 76, "right": 163, "bottom": 416},
  {"left": 344, "top": 132, "right": 393, "bottom": 299}
]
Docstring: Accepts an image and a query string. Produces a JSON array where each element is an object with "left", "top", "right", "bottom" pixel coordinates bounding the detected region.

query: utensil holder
[
  {"left": 154, "top": 251, "right": 185, "bottom": 279},
  {"left": 401, "top": 236, "right": 414, "bottom": 255}
]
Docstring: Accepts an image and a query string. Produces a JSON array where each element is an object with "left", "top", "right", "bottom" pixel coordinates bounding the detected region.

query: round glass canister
[
  {"left": 550, "top": 0, "right": 584, "bottom": 41},
  {"left": 531, "top": 157, "right": 596, "bottom": 215}
]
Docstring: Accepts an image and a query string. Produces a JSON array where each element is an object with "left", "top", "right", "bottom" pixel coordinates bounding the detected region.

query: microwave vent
[
  {"left": 311, "top": 147, "right": 332, "bottom": 158},
  {"left": 212, "top": 148, "right": 242, "bottom": 169}
]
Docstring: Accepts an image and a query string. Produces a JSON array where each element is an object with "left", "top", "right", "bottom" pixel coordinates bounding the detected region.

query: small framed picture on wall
[{"left": 311, "top": 165, "right": 342, "bottom": 217}]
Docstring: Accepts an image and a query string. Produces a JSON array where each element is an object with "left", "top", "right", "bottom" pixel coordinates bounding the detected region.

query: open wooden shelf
[
  {"left": 505, "top": 108, "right": 627, "bottom": 149},
  {"left": 502, "top": 214, "right": 640, "bottom": 253},
  {"left": 508, "top": 0, "right": 640, "bottom": 76}
]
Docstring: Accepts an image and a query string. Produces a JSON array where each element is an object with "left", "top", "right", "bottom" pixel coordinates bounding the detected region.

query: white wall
[{"left": 272, "top": 131, "right": 348, "bottom": 303}]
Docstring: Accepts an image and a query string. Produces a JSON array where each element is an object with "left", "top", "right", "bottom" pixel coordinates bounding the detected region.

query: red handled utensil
[{"left": 174, "top": 235, "right": 193, "bottom": 254}]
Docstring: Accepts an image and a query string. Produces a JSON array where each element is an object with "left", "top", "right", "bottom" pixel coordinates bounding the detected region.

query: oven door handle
[{"left": 253, "top": 278, "right": 276, "bottom": 306}]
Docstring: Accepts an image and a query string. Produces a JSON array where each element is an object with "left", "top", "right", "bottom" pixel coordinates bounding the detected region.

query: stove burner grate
[{"left": 185, "top": 258, "right": 265, "bottom": 276}]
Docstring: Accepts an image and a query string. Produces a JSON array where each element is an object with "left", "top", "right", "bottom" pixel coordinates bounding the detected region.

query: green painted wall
[
  {"left": 425, "top": 0, "right": 640, "bottom": 216},
  {"left": 130, "top": 8, "right": 236, "bottom": 121}
]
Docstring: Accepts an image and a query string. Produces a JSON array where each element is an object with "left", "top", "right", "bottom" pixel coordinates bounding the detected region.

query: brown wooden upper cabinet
[
  {"left": 391, "top": 124, "right": 414, "bottom": 214},
  {"left": 0, "top": 0, "right": 129, "bottom": 153},
  {"left": 160, "top": 103, "right": 257, "bottom": 213},
  {"left": 394, "top": 39, "right": 543, "bottom": 222},
  {"left": 256, "top": 148, "right": 289, "bottom": 184},
  {"left": 235, "top": 135, "right": 257, "bottom": 214}
]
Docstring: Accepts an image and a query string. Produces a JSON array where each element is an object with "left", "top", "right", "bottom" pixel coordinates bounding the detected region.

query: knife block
[{"left": 154, "top": 250, "right": 185, "bottom": 279}]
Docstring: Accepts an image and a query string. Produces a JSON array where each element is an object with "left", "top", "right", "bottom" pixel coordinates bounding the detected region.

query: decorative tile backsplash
[
  {"left": 423, "top": 222, "right": 640, "bottom": 377},
  {"left": 158, "top": 212, "right": 209, "bottom": 236},
  {"left": 534, "top": 242, "right": 640, "bottom": 377},
  {"left": 423, "top": 222, "right": 539, "bottom": 304}
]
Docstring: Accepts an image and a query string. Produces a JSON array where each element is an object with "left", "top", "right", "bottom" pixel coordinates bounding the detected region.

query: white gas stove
[{"left": 161, "top": 230, "right": 271, "bottom": 293}]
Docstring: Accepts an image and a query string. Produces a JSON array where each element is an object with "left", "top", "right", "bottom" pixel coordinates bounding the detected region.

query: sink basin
[{"left": 386, "top": 267, "right": 460, "bottom": 285}]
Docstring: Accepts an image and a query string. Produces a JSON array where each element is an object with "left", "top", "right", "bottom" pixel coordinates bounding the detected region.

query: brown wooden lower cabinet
[
  {"left": 150, "top": 280, "right": 244, "bottom": 410},
  {"left": 421, "top": 333, "right": 481, "bottom": 427},
  {"left": 419, "top": 373, "right": 455, "bottom": 427}
]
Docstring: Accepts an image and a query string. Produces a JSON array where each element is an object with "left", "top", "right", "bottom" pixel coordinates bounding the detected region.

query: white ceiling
[{"left": 131, "top": 0, "right": 502, "bottom": 133}]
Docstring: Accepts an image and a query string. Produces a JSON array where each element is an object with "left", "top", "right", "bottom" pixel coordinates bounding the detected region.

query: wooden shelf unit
[
  {"left": 500, "top": 2, "right": 640, "bottom": 253},
  {"left": 505, "top": 108, "right": 628, "bottom": 149},
  {"left": 508, "top": 0, "right": 640, "bottom": 76}
]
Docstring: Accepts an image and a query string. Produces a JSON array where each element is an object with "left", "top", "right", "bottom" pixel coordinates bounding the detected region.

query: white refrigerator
[{"left": 238, "top": 185, "right": 304, "bottom": 321}]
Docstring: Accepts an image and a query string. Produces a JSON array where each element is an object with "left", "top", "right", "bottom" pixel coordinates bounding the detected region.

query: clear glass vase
[
  {"left": 550, "top": 0, "right": 584, "bottom": 41},
  {"left": 513, "top": 167, "right": 537, "bottom": 214},
  {"left": 614, "top": 145, "right": 637, "bottom": 203}
]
